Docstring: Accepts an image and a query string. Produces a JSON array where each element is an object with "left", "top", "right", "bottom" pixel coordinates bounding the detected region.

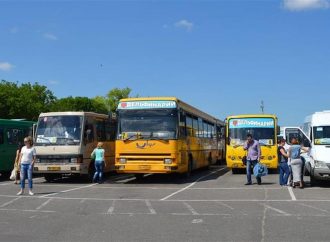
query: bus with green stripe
[{"left": 0, "top": 119, "right": 35, "bottom": 177}]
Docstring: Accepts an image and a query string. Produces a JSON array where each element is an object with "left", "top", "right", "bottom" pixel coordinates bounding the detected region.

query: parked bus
[
  {"left": 0, "top": 119, "right": 35, "bottom": 177},
  {"left": 225, "top": 114, "right": 279, "bottom": 174},
  {"left": 115, "top": 97, "right": 225, "bottom": 177},
  {"left": 33, "top": 112, "right": 116, "bottom": 182}
]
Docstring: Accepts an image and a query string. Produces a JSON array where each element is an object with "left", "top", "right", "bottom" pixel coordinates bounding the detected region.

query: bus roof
[
  {"left": 304, "top": 111, "right": 330, "bottom": 126},
  {"left": 38, "top": 112, "right": 109, "bottom": 119},
  {"left": 226, "top": 114, "right": 277, "bottom": 120},
  {"left": 0, "top": 119, "right": 35, "bottom": 125},
  {"left": 119, "top": 97, "right": 224, "bottom": 125}
]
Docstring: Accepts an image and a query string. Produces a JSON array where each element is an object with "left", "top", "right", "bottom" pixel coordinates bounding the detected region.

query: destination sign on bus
[
  {"left": 229, "top": 118, "right": 274, "bottom": 129},
  {"left": 118, "top": 101, "right": 177, "bottom": 110}
]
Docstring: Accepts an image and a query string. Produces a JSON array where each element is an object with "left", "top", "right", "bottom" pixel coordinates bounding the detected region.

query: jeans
[
  {"left": 20, "top": 164, "right": 33, "bottom": 189},
  {"left": 279, "top": 162, "right": 290, "bottom": 185},
  {"left": 93, "top": 160, "right": 104, "bottom": 183},
  {"left": 246, "top": 160, "right": 261, "bottom": 184}
]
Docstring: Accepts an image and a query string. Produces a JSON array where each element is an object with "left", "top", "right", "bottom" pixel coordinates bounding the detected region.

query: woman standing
[
  {"left": 278, "top": 138, "right": 290, "bottom": 186},
  {"left": 288, "top": 137, "right": 308, "bottom": 189},
  {"left": 17, "top": 136, "right": 36, "bottom": 195},
  {"left": 13, "top": 142, "right": 23, "bottom": 184},
  {"left": 91, "top": 142, "right": 106, "bottom": 184}
]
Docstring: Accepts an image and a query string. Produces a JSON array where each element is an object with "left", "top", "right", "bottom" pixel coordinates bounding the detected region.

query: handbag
[
  {"left": 242, "top": 156, "right": 247, "bottom": 166},
  {"left": 10, "top": 168, "right": 17, "bottom": 181},
  {"left": 253, "top": 163, "right": 268, "bottom": 177}
]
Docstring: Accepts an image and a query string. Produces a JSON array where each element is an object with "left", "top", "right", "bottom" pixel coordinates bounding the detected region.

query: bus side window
[
  {"left": 179, "top": 112, "right": 186, "bottom": 138},
  {"left": 84, "top": 124, "right": 94, "bottom": 144},
  {"left": 7, "top": 128, "right": 24, "bottom": 145},
  {"left": 0, "top": 128, "right": 4, "bottom": 144}
]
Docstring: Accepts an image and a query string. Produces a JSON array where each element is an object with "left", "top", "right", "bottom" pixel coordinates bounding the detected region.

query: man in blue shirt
[{"left": 243, "top": 134, "right": 262, "bottom": 185}]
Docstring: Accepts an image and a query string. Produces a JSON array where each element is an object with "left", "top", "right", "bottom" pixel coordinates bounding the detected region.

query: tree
[
  {"left": 50, "top": 96, "right": 108, "bottom": 114},
  {"left": 106, "top": 87, "right": 132, "bottom": 112},
  {"left": 0, "top": 80, "right": 56, "bottom": 120}
]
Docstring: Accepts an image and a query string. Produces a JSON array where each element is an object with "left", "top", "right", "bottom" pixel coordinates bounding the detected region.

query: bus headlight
[
  {"left": 36, "top": 158, "right": 41, "bottom": 163},
  {"left": 71, "top": 157, "right": 82, "bottom": 163},
  {"left": 164, "top": 158, "right": 173, "bottom": 164},
  {"left": 315, "top": 160, "right": 328, "bottom": 169},
  {"left": 119, "top": 158, "right": 127, "bottom": 164}
]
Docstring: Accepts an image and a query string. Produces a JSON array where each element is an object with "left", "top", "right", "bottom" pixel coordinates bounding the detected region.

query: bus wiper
[
  {"left": 36, "top": 137, "right": 51, "bottom": 144},
  {"left": 124, "top": 134, "right": 138, "bottom": 141}
]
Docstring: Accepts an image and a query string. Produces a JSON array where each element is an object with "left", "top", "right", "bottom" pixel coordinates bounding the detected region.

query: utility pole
[{"left": 260, "top": 100, "right": 264, "bottom": 114}]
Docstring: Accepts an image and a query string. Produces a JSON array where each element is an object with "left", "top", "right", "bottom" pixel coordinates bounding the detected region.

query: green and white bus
[{"left": 0, "top": 119, "right": 35, "bottom": 177}]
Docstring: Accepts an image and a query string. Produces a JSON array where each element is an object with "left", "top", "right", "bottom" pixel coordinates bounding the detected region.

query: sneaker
[
  {"left": 29, "top": 190, "right": 34, "bottom": 196},
  {"left": 17, "top": 190, "right": 23, "bottom": 195},
  {"left": 244, "top": 182, "right": 252, "bottom": 185}
]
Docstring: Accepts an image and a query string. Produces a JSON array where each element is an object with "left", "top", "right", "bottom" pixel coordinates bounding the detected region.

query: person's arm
[
  {"left": 257, "top": 143, "right": 261, "bottom": 162},
  {"left": 14, "top": 149, "right": 20, "bottom": 167},
  {"left": 301, "top": 146, "right": 309, "bottom": 152},
  {"left": 243, "top": 142, "right": 248, "bottom": 150},
  {"left": 280, "top": 147, "right": 289, "bottom": 158},
  {"left": 31, "top": 148, "right": 36, "bottom": 166}
]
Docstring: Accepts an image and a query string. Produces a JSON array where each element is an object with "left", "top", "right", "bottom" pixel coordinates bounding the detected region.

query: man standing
[{"left": 244, "top": 134, "right": 262, "bottom": 185}]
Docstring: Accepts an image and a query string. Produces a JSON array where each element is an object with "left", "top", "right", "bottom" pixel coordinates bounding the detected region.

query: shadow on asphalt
[{"left": 33, "top": 166, "right": 229, "bottom": 185}]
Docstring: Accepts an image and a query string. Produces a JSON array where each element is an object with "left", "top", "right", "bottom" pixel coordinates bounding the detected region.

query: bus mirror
[
  {"left": 109, "top": 112, "right": 117, "bottom": 120},
  {"left": 277, "top": 126, "right": 280, "bottom": 135}
]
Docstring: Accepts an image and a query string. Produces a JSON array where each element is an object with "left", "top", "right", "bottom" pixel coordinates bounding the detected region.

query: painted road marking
[
  {"left": 160, "top": 167, "right": 227, "bottom": 201},
  {"left": 288, "top": 186, "right": 297, "bottom": 201},
  {"left": 183, "top": 202, "right": 199, "bottom": 215},
  {"left": 145, "top": 200, "right": 156, "bottom": 214},
  {"left": 36, "top": 198, "right": 53, "bottom": 210},
  {"left": 0, "top": 197, "right": 21, "bottom": 208},
  {"left": 40, "top": 183, "right": 97, "bottom": 198}
]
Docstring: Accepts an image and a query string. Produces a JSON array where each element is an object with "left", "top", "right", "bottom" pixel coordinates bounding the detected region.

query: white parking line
[
  {"left": 145, "top": 200, "right": 156, "bottom": 214},
  {"left": 288, "top": 186, "right": 297, "bottom": 201},
  {"left": 263, "top": 204, "right": 291, "bottom": 216},
  {"left": 40, "top": 183, "right": 97, "bottom": 198},
  {"left": 299, "top": 203, "right": 330, "bottom": 214},
  {"left": 36, "top": 198, "right": 53, "bottom": 210},
  {"left": 183, "top": 202, "right": 199, "bottom": 215},
  {"left": 0, "top": 197, "right": 21, "bottom": 208},
  {"left": 0, "top": 208, "right": 55, "bottom": 213},
  {"left": 160, "top": 167, "right": 227, "bottom": 201},
  {"left": 107, "top": 200, "right": 116, "bottom": 214}
]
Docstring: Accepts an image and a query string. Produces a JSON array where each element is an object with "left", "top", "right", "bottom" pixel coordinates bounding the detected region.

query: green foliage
[
  {"left": 0, "top": 80, "right": 56, "bottom": 120},
  {"left": 106, "top": 87, "right": 131, "bottom": 112},
  {"left": 50, "top": 96, "right": 108, "bottom": 114},
  {"left": 0, "top": 80, "right": 134, "bottom": 119}
]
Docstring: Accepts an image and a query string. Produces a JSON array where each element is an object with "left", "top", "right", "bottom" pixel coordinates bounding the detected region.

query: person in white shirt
[{"left": 17, "top": 136, "right": 36, "bottom": 196}]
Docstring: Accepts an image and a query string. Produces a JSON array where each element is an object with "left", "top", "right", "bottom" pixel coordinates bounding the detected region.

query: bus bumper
[
  {"left": 115, "top": 163, "right": 179, "bottom": 174},
  {"left": 33, "top": 163, "right": 89, "bottom": 174}
]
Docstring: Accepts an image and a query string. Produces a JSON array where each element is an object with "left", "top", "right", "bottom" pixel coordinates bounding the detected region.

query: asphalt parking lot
[{"left": 1, "top": 167, "right": 330, "bottom": 242}]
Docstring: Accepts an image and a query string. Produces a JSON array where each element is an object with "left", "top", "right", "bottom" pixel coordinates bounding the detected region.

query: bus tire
[
  {"left": 186, "top": 155, "right": 193, "bottom": 178},
  {"left": 134, "top": 174, "right": 144, "bottom": 180},
  {"left": 207, "top": 153, "right": 212, "bottom": 168},
  {"left": 231, "top": 168, "right": 239, "bottom": 174},
  {"left": 310, "top": 174, "right": 317, "bottom": 187},
  {"left": 87, "top": 162, "right": 95, "bottom": 182},
  {"left": 44, "top": 174, "right": 61, "bottom": 182}
]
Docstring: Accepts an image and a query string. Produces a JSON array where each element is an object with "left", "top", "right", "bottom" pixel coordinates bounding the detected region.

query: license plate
[
  {"left": 47, "top": 167, "right": 61, "bottom": 171},
  {"left": 139, "top": 165, "right": 151, "bottom": 170}
]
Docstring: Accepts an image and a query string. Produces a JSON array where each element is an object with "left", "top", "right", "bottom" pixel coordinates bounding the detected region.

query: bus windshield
[
  {"left": 117, "top": 109, "right": 178, "bottom": 140},
  {"left": 35, "top": 116, "right": 83, "bottom": 146},
  {"left": 228, "top": 118, "right": 275, "bottom": 146},
  {"left": 314, "top": 126, "right": 330, "bottom": 145}
]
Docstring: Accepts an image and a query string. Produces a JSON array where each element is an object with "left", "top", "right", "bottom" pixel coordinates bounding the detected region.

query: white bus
[
  {"left": 302, "top": 111, "right": 330, "bottom": 185},
  {"left": 33, "top": 112, "right": 116, "bottom": 182}
]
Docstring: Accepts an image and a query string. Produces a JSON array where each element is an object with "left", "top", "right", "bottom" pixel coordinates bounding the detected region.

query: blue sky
[{"left": 0, "top": 0, "right": 329, "bottom": 126}]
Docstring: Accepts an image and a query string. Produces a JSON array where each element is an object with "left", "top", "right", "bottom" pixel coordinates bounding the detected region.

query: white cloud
[
  {"left": 283, "top": 0, "right": 330, "bottom": 11},
  {"left": 43, "top": 33, "right": 58, "bottom": 41},
  {"left": 48, "top": 80, "right": 59, "bottom": 85},
  {"left": 0, "top": 62, "right": 15, "bottom": 71},
  {"left": 174, "top": 19, "right": 194, "bottom": 32}
]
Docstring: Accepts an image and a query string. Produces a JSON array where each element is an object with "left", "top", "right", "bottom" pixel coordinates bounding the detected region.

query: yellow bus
[
  {"left": 115, "top": 97, "right": 225, "bottom": 177},
  {"left": 33, "top": 112, "right": 116, "bottom": 182},
  {"left": 225, "top": 114, "right": 279, "bottom": 174}
]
